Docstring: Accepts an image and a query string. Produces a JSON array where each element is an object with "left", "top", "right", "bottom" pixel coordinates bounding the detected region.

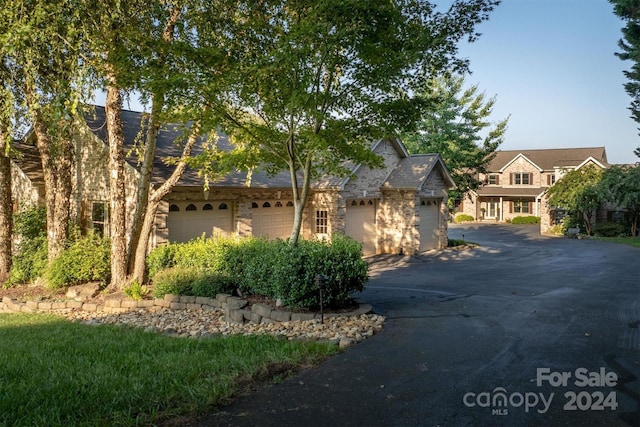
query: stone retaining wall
[{"left": 0, "top": 293, "right": 372, "bottom": 325}]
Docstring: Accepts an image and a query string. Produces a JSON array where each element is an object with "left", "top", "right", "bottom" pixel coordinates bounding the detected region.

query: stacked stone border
[{"left": 0, "top": 293, "right": 373, "bottom": 325}]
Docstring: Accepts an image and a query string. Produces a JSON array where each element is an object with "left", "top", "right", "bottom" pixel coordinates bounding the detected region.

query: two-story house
[{"left": 457, "top": 147, "right": 609, "bottom": 231}]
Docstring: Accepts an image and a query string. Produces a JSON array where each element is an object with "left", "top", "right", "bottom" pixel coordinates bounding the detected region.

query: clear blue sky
[{"left": 445, "top": 0, "right": 638, "bottom": 164}]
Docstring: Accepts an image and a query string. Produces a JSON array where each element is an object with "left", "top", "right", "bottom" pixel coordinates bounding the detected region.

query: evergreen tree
[{"left": 403, "top": 74, "right": 509, "bottom": 202}]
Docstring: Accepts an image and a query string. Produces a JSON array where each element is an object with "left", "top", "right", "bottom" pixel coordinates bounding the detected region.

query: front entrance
[{"left": 487, "top": 201, "right": 500, "bottom": 219}]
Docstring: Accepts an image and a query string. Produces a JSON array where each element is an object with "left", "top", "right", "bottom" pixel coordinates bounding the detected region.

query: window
[
  {"left": 91, "top": 202, "right": 108, "bottom": 236},
  {"left": 488, "top": 174, "right": 499, "bottom": 185},
  {"left": 513, "top": 172, "right": 531, "bottom": 185},
  {"left": 186, "top": 203, "right": 197, "bottom": 211},
  {"left": 315, "top": 210, "right": 328, "bottom": 234},
  {"left": 547, "top": 174, "right": 556, "bottom": 185},
  {"left": 513, "top": 200, "right": 530, "bottom": 214}
]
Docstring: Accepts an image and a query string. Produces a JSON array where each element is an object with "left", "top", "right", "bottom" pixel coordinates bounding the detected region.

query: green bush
[
  {"left": 151, "top": 268, "right": 236, "bottom": 299},
  {"left": 231, "top": 235, "right": 368, "bottom": 309},
  {"left": 146, "top": 236, "right": 238, "bottom": 277},
  {"left": 148, "top": 234, "right": 368, "bottom": 309},
  {"left": 6, "top": 236, "right": 48, "bottom": 286},
  {"left": 454, "top": 214, "right": 474, "bottom": 223},
  {"left": 511, "top": 216, "right": 540, "bottom": 224},
  {"left": 594, "top": 221, "right": 630, "bottom": 237},
  {"left": 5, "top": 207, "right": 48, "bottom": 286},
  {"left": 45, "top": 233, "right": 111, "bottom": 289}
]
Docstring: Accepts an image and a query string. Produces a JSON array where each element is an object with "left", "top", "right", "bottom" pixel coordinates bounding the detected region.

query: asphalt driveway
[{"left": 192, "top": 223, "right": 640, "bottom": 427}]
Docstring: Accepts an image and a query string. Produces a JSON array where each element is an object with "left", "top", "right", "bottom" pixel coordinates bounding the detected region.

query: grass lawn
[
  {"left": 593, "top": 236, "right": 640, "bottom": 248},
  {"left": 0, "top": 313, "right": 339, "bottom": 426}
]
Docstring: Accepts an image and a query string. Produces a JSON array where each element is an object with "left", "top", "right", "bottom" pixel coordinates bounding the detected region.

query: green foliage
[
  {"left": 123, "top": 280, "right": 149, "bottom": 301},
  {"left": 454, "top": 213, "right": 475, "bottom": 223},
  {"left": 151, "top": 268, "right": 236, "bottom": 299},
  {"left": 228, "top": 235, "right": 368, "bottom": 309},
  {"left": 148, "top": 234, "right": 368, "bottom": 309},
  {"left": 147, "top": 236, "right": 240, "bottom": 278},
  {"left": 5, "top": 207, "right": 48, "bottom": 286},
  {"left": 594, "top": 221, "right": 631, "bottom": 237},
  {"left": 5, "top": 236, "right": 48, "bottom": 287},
  {"left": 610, "top": 0, "right": 640, "bottom": 158},
  {"left": 599, "top": 165, "right": 640, "bottom": 236},
  {"left": 510, "top": 216, "right": 540, "bottom": 224},
  {"left": 13, "top": 206, "right": 47, "bottom": 240},
  {"left": 45, "top": 233, "right": 110, "bottom": 289},
  {"left": 402, "top": 74, "right": 509, "bottom": 200},
  {"left": 546, "top": 165, "right": 603, "bottom": 235}
]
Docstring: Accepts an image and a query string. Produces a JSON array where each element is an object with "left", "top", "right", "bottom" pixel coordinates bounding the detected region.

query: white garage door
[
  {"left": 419, "top": 199, "right": 440, "bottom": 252},
  {"left": 167, "top": 201, "right": 233, "bottom": 243},
  {"left": 252, "top": 200, "right": 295, "bottom": 240},
  {"left": 345, "top": 199, "right": 377, "bottom": 255}
]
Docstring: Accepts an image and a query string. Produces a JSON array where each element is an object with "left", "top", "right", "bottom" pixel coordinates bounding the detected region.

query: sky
[{"left": 443, "top": 0, "right": 638, "bottom": 164}]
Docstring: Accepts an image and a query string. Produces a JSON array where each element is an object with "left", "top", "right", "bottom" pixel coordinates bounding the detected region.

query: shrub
[
  {"left": 233, "top": 235, "right": 368, "bottom": 309},
  {"left": 5, "top": 236, "right": 48, "bottom": 286},
  {"left": 146, "top": 236, "right": 238, "bottom": 277},
  {"left": 124, "top": 280, "right": 149, "bottom": 301},
  {"left": 5, "top": 207, "right": 48, "bottom": 287},
  {"left": 151, "top": 268, "right": 236, "bottom": 299},
  {"left": 594, "top": 221, "right": 630, "bottom": 237},
  {"left": 148, "top": 234, "right": 368, "bottom": 309},
  {"left": 45, "top": 233, "right": 111, "bottom": 289},
  {"left": 454, "top": 214, "right": 474, "bottom": 223},
  {"left": 511, "top": 216, "right": 540, "bottom": 224}
]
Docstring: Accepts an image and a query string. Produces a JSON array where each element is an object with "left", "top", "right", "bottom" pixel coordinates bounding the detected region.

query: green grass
[
  {"left": 592, "top": 236, "right": 640, "bottom": 248},
  {"left": 448, "top": 239, "right": 479, "bottom": 247},
  {"left": 0, "top": 313, "right": 339, "bottom": 426}
]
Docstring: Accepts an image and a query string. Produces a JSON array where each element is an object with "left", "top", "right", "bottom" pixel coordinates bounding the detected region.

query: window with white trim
[{"left": 488, "top": 174, "right": 499, "bottom": 185}]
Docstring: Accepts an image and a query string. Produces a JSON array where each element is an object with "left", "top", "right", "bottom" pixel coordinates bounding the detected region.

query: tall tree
[
  {"left": 599, "top": 164, "right": 640, "bottom": 236},
  {"left": 219, "top": 0, "right": 500, "bottom": 245},
  {"left": 546, "top": 165, "right": 604, "bottom": 236},
  {"left": 83, "top": 0, "right": 234, "bottom": 287},
  {"left": 610, "top": 0, "right": 640, "bottom": 158},
  {"left": 402, "top": 74, "right": 509, "bottom": 202},
  {"left": 5, "top": 0, "right": 85, "bottom": 262}
]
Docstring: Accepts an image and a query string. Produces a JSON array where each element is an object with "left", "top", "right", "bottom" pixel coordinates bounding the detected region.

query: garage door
[
  {"left": 419, "top": 199, "right": 440, "bottom": 252},
  {"left": 252, "top": 200, "right": 295, "bottom": 240},
  {"left": 345, "top": 199, "right": 377, "bottom": 255},
  {"left": 167, "top": 201, "right": 233, "bottom": 243}
]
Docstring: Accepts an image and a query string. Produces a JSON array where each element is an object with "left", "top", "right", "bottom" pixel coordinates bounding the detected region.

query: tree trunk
[
  {"left": 31, "top": 117, "right": 72, "bottom": 262},
  {"left": 131, "top": 119, "right": 202, "bottom": 284},
  {"left": 0, "top": 144, "right": 12, "bottom": 282},
  {"left": 287, "top": 146, "right": 312, "bottom": 245},
  {"left": 105, "top": 81, "right": 128, "bottom": 289},
  {"left": 126, "top": 5, "right": 180, "bottom": 275}
]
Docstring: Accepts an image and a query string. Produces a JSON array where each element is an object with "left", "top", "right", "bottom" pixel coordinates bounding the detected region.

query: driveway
[{"left": 193, "top": 223, "right": 640, "bottom": 426}]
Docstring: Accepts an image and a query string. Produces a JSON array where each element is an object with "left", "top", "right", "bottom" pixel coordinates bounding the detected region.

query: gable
[
  {"left": 499, "top": 153, "right": 542, "bottom": 173},
  {"left": 382, "top": 154, "right": 455, "bottom": 190}
]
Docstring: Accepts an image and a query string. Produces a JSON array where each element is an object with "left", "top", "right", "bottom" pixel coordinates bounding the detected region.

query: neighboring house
[
  {"left": 11, "top": 106, "right": 455, "bottom": 256},
  {"left": 457, "top": 147, "right": 609, "bottom": 233}
]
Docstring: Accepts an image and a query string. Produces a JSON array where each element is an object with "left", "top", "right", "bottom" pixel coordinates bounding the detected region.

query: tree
[
  {"left": 219, "top": 0, "right": 500, "bottom": 245},
  {"left": 610, "top": 0, "right": 640, "bottom": 158},
  {"left": 546, "top": 165, "right": 604, "bottom": 236},
  {"left": 4, "top": 0, "right": 86, "bottom": 262},
  {"left": 402, "top": 74, "right": 509, "bottom": 202},
  {"left": 599, "top": 164, "right": 640, "bottom": 236}
]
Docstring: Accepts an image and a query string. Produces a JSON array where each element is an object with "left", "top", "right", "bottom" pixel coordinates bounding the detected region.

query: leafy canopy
[{"left": 402, "top": 74, "right": 509, "bottom": 201}]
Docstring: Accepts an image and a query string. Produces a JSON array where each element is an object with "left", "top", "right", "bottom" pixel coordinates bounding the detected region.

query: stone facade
[{"left": 11, "top": 109, "right": 455, "bottom": 256}]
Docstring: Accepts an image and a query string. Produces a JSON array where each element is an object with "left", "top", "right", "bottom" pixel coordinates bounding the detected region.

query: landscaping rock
[{"left": 65, "top": 283, "right": 100, "bottom": 301}]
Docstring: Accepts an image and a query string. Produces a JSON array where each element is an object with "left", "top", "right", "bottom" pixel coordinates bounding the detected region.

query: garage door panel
[
  {"left": 167, "top": 202, "right": 233, "bottom": 243},
  {"left": 419, "top": 200, "right": 440, "bottom": 252},
  {"left": 252, "top": 200, "right": 294, "bottom": 240},
  {"left": 346, "top": 200, "right": 376, "bottom": 255}
]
